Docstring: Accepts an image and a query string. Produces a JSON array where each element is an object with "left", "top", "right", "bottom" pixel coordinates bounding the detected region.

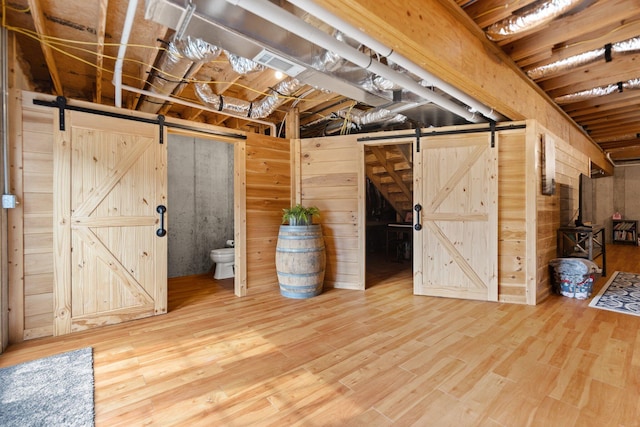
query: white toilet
[{"left": 210, "top": 245, "right": 235, "bottom": 280}]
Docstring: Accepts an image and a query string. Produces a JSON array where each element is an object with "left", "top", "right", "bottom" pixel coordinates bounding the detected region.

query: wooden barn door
[
  {"left": 53, "top": 111, "right": 167, "bottom": 335},
  {"left": 413, "top": 132, "right": 498, "bottom": 301}
]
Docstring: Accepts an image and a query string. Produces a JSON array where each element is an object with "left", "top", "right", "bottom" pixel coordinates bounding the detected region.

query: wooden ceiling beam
[
  {"left": 577, "top": 104, "right": 640, "bottom": 123},
  {"left": 502, "top": 0, "right": 637, "bottom": 62},
  {"left": 27, "top": 0, "right": 64, "bottom": 96},
  {"left": 607, "top": 145, "right": 640, "bottom": 160},
  {"left": 315, "top": 0, "right": 611, "bottom": 174},
  {"left": 564, "top": 91, "right": 640, "bottom": 115},
  {"left": 462, "top": 0, "right": 539, "bottom": 30},
  {"left": 599, "top": 138, "right": 640, "bottom": 150},
  {"left": 520, "top": 17, "right": 640, "bottom": 71},
  {"left": 543, "top": 56, "right": 640, "bottom": 96}
]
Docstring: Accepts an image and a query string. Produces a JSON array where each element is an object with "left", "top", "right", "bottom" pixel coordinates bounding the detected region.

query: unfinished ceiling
[{"left": 2, "top": 0, "right": 640, "bottom": 162}]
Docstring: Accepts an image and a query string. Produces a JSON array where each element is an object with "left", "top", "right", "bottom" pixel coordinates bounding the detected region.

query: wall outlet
[{"left": 2, "top": 194, "right": 17, "bottom": 209}]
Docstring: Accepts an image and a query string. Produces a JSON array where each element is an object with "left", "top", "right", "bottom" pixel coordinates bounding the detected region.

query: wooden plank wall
[
  {"left": 497, "top": 128, "right": 528, "bottom": 304},
  {"left": 534, "top": 123, "right": 589, "bottom": 302},
  {"left": 8, "top": 91, "right": 55, "bottom": 341},
  {"left": 244, "top": 133, "right": 291, "bottom": 294},
  {"left": 299, "top": 136, "right": 362, "bottom": 290}
]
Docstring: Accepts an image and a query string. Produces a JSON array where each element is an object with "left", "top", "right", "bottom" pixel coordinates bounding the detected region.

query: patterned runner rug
[{"left": 589, "top": 271, "right": 640, "bottom": 316}]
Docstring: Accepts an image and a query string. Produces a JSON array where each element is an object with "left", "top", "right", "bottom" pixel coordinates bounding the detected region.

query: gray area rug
[
  {"left": 589, "top": 271, "right": 640, "bottom": 316},
  {"left": 0, "top": 347, "right": 94, "bottom": 426}
]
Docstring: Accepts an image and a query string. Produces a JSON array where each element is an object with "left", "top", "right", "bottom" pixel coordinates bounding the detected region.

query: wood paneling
[
  {"left": 315, "top": 0, "right": 611, "bottom": 174},
  {"left": 533, "top": 122, "right": 590, "bottom": 303},
  {"left": 244, "top": 133, "right": 291, "bottom": 294},
  {"left": 299, "top": 136, "right": 363, "bottom": 290},
  {"left": 498, "top": 129, "right": 529, "bottom": 303},
  {"left": 9, "top": 91, "right": 250, "bottom": 341},
  {"left": 8, "top": 90, "right": 55, "bottom": 341}
]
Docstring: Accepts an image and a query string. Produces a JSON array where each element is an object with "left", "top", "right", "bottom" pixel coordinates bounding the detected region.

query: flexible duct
[
  {"left": 194, "top": 78, "right": 302, "bottom": 119},
  {"left": 555, "top": 78, "right": 640, "bottom": 104},
  {"left": 333, "top": 107, "right": 406, "bottom": 127},
  {"left": 226, "top": 0, "right": 482, "bottom": 123},
  {"left": 486, "top": 0, "right": 583, "bottom": 41},
  {"left": 528, "top": 36, "right": 640, "bottom": 80},
  {"left": 225, "top": 51, "right": 265, "bottom": 74},
  {"left": 311, "top": 31, "right": 402, "bottom": 97},
  {"left": 285, "top": 0, "right": 499, "bottom": 121},
  {"left": 138, "top": 36, "right": 221, "bottom": 113}
]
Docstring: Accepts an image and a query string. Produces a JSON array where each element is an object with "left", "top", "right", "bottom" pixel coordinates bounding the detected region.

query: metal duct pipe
[
  {"left": 285, "top": 0, "right": 500, "bottom": 121},
  {"left": 226, "top": 0, "right": 483, "bottom": 123},
  {"left": 225, "top": 51, "right": 264, "bottom": 74},
  {"left": 555, "top": 78, "right": 640, "bottom": 104},
  {"left": 485, "top": 0, "right": 583, "bottom": 41},
  {"left": 528, "top": 36, "right": 640, "bottom": 80},
  {"left": 333, "top": 107, "right": 406, "bottom": 127},
  {"left": 194, "top": 77, "right": 302, "bottom": 119},
  {"left": 122, "top": 83, "right": 277, "bottom": 134},
  {"left": 138, "top": 36, "right": 221, "bottom": 113}
]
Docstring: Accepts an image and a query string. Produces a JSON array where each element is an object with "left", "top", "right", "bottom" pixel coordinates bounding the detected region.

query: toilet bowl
[{"left": 210, "top": 247, "right": 235, "bottom": 279}]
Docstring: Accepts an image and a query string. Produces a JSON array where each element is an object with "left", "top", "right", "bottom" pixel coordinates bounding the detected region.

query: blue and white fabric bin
[{"left": 549, "top": 258, "right": 601, "bottom": 299}]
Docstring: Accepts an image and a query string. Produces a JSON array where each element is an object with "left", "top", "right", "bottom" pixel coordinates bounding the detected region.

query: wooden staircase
[{"left": 364, "top": 143, "right": 413, "bottom": 221}]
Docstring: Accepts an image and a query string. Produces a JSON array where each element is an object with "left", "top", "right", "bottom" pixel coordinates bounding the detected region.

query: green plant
[{"left": 282, "top": 204, "right": 320, "bottom": 226}]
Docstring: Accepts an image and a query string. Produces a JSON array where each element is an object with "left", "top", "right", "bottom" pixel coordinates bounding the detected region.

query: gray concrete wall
[
  {"left": 593, "top": 165, "right": 640, "bottom": 243},
  {"left": 167, "top": 134, "right": 234, "bottom": 278}
]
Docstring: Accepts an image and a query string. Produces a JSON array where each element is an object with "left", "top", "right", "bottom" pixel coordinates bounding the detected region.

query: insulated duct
[
  {"left": 555, "top": 78, "right": 640, "bottom": 104},
  {"left": 225, "top": 51, "right": 265, "bottom": 74},
  {"left": 333, "top": 107, "right": 407, "bottom": 127},
  {"left": 225, "top": 0, "right": 482, "bottom": 123},
  {"left": 485, "top": 0, "right": 583, "bottom": 41},
  {"left": 194, "top": 78, "right": 302, "bottom": 119},
  {"left": 138, "top": 35, "right": 221, "bottom": 113},
  {"left": 310, "top": 30, "right": 402, "bottom": 97},
  {"left": 285, "top": 0, "right": 500, "bottom": 121},
  {"left": 528, "top": 36, "right": 640, "bottom": 80}
]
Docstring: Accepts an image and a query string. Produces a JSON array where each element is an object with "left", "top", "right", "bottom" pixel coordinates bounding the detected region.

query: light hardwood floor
[{"left": 2, "top": 245, "right": 640, "bottom": 426}]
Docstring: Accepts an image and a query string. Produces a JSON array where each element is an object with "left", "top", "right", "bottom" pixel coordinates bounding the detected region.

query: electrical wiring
[
  {"left": 0, "top": 0, "right": 336, "bottom": 112},
  {"left": 340, "top": 102, "right": 356, "bottom": 135},
  {"left": 6, "top": 19, "right": 323, "bottom": 102}
]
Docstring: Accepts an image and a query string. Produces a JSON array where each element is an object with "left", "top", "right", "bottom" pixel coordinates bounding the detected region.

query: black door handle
[
  {"left": 156, "top": 205, "right": 167, "bottom": 237},
  {"left": 414, "top": 204, "right": 422, "bottom": 231}
]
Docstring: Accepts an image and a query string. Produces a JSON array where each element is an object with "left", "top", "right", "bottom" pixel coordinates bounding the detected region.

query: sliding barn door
[
  {"left": 53, "top": 111, "right": 167, "bottom": 335},
  {"left": 413, "top": 132, "right": 498, "bottom": 301}
]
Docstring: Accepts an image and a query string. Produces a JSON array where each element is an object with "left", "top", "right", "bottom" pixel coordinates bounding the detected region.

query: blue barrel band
[
  {"left": 276, "top": 247, "right": 324, "bottom": 253},
  {"left": 276, "top": 270, "right": 324, "bottom": 277},
  {"left": 277, "top": 234, "right": 322, "bottom": 240}
]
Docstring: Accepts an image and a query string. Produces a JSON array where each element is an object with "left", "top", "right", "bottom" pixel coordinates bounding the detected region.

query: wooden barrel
[{"left": 276, "top": 225, "right": 326, "bottom": 299}]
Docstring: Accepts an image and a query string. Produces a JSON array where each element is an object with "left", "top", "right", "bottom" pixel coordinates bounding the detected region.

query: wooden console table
[{"left": 557, "top": 225, "right": 606, "bottom": 276}]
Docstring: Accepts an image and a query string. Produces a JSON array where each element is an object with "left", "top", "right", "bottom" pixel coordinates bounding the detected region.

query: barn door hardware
[
  {"left": 156, "top": 205, "right": 167, "bottom": 237},
  {"left": 490, "top": 120, "right": 496, "bottom": 148},
  {"left": 158, "top": 115, "right": 165, "bottom": 144},
  {"left": 414, "top": 204, "right": 422, "bottom": 231},
  {"left": 32, "top": 98, "right": 247, "bottom": 141}
]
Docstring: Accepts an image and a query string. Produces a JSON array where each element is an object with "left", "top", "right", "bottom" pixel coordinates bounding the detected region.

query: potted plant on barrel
[
  {"left": 281, "top": 204, "right": 320, "bottom": 226},
  {"left": 276, "top": 204, "right": 326, "bottom": 299}
]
